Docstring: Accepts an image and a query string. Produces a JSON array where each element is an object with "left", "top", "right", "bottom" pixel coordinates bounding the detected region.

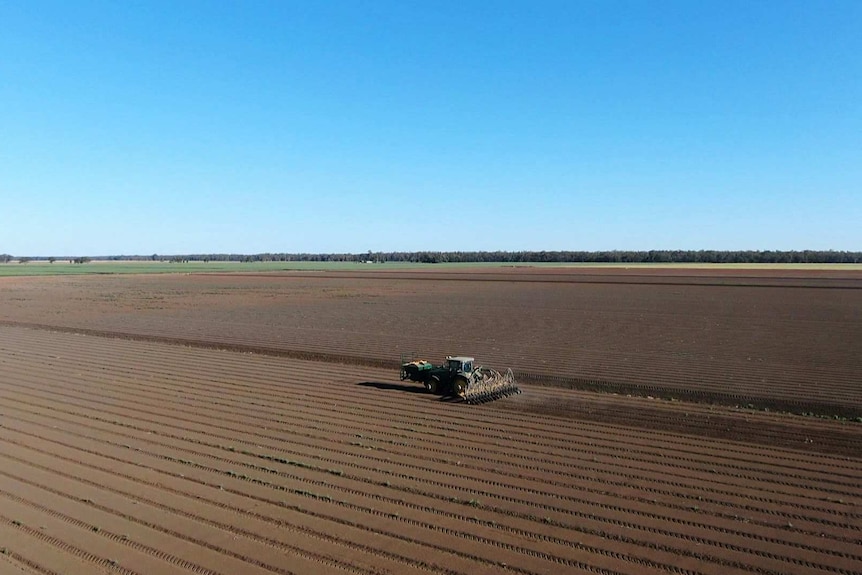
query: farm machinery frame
[{"left": 400, "top": 354, "right": 521, "bottom": 404}]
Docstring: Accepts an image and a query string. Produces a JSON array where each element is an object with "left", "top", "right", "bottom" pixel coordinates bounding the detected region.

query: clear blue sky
[{"left": 1, "top": 1, "right": 860, "bottom": 256}]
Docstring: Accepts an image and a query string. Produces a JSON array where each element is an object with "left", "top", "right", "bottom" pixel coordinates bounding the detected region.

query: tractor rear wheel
[{"left": 425, "top": 376, "right": 440, "bottom": 394}]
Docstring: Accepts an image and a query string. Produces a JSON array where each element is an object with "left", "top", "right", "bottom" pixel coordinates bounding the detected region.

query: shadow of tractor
[
  {"left": 356, "top": 381, "right": 426, "bottom": 394},
  {"left": 356, "top": 381, "right": 463, "bottom": 402}
]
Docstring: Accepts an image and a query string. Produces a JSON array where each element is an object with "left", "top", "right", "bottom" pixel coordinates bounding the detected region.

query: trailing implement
[{"left": 400, "top": 354, "right": 521, "bottom": 404}]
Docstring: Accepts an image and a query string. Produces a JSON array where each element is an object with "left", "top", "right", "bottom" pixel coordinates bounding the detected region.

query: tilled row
[
  {"left": 0, "top": 326, "right": 855, "bottom": 572},
  {"left": 0, "top": 423, "right": 839, "bottom": 575},
  {"left": 3, "top": 390, "right": 736, "bottom": 572},
  {"left": 0, "top": 338, "right": 668, "bottom": 575},
  {"left": 0, "top": 402, "right": 860, "bottom": 572},
  {"left": 6, "top": 336, "right": 858, "bottom": 507},
  {"left": 4, "top": 360, "right": 857, "bottom": 523},
  {"left": 0, "top": 433, "right": 485, "bottom": 575},
  {"left": 3, "top": 326, "right": 853, "bottom": 520},
  {"left": 5, "top": 366, "right": 857, "bottom": 546},
  {"left": 0, "top": 425, "right": 647, "bottom": 575},
  {"left": 1, "top": 313, "right": 859, "bottom": 414},
  {"left": 1, "top": 414, "right": 856, "bottom": 566},
  {"left": 5, "top": 325, "right": 857, "bottom": 476},
  {"left": 0, "top": 451, "right": 425, "bottom": 575}
]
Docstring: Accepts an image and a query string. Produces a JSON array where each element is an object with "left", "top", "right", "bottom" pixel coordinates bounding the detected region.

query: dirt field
[
  {"left": 1, "top": 267, "right": 860, "bottom": 574},
  {"left": 1, "top": 267, "right": 860, "bottom": 415}
]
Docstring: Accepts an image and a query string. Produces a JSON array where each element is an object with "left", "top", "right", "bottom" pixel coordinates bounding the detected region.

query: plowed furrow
[
  {"left": 1, "top": 324, "right": 860, "bottom": 575},
  {"left": 2, "top": 418, "right": 859, "bottom": 575},
  {"left": 4, "top": 326, "right": 857, "bottom": 471},
  {"left": 0, "top": 419, "right": 675, "bottom": 575},
  {"left": 2, "top": 379, "right": 858, "bottom": 548},
  {"left": 3, "top": 373, "right": 857, "bottom": 515}
]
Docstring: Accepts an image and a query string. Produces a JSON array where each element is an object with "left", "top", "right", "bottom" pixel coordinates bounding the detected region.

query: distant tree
[
  {"left": 48, "top": 250, "right": 862, "bottom": 265},
  {"left": 18, "top": 257, "right": 30, "bottom": 264},
  {"left": 48, "top": 257, "right": 56, "bottom": 264},
  {"left": 0, "top": 254, "right": 12, "bottom": 263}
]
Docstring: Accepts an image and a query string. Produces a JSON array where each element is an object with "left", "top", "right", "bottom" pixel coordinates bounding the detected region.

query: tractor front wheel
[{"left": 453, "top": 377, "right": 469, "bottom": 397}]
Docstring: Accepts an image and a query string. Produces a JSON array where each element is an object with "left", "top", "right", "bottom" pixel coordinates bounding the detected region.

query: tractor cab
[
  {"left": 400, "top": 352, "right": 520, "bottom": 403},
  {"left": 445, "top": 356, "right": 474, "bottom": 375}
]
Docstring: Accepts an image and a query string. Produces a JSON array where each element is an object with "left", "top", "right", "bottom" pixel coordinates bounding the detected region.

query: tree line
[
  {"left": 4, "top": 250, "right": 860, "bottom": 264},
  {"left": 1, "top": 254, "right": 89, "bottom": 264}
]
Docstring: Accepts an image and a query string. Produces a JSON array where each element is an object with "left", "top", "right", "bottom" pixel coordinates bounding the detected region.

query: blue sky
[{"left": 1, "top": 1, "right": 860, "bottom": 255}]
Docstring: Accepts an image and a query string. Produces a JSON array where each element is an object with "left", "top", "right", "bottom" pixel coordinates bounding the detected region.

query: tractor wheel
[
  {"left": 453, "top": 377, "right": 469, "bottom": 397},
  {"left": 425, "top": 376, "right": 440, "bottom": 394}
]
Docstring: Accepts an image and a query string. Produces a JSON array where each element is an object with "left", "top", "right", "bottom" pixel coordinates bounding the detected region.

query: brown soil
[
  {"left": 1, "top": 268, "right": 860, "bottom": 415},
  {"left": 0, "top": 268, "right": 860, "bottom": 574}
]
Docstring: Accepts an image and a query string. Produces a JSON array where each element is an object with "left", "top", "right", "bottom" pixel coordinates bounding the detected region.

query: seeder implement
[
  {"left": 400, "top": 354, "right": 521, "bottom": 404},
  {"left": 462, "top": 367, "right": 521, "bottom": 404}
]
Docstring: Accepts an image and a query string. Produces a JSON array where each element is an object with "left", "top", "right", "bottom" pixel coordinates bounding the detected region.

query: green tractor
[{"left": 400, "top": 354, "right": 520, "bottom": 404}]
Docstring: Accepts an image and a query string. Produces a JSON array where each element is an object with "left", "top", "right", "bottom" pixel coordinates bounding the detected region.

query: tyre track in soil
[
  {"left": 5, "top": 358, "right": 859, "bottom": 519},
  {"left": 0, "top": 484, "right": 269, "bottom": 575},
  {"left": 0, "top": 356, "right": 524, "bottom": 563},
  {"left": 6, "top": 360, "right": 862, "bottom": 572},
  {"left": 5, "top": 333, "right": 860, "bottom": 504},
  {"left": 1, "top": 326, "right": 862, "bottom": 572},
  {"left": 6, "top": 326, "right": 862, "bottom": 516},
  {"left": 0, "top": 550, "right": 52, "bottom": 575},
  {"left": 6, "top": 324, "right": 856, "bottom": 460},
  {"left": 4, "top": 383, "right": 859, "bottom": 558},
  {"left": 0, "top": 392, "right": 704, "bottom": 575},
  {"left": 3, "top": 402, "right": 860, "bottom": 566},
  {"left": 0, "top": 435, "right": 498, "bottom": 575},
  {"left": 10, "top": 374, "right": 852, "bottom": 532},
  {"left": 4, "top": 368, "right": 860, "bottom": 542},
  {"left": 0, "top": 374, "right": 476, "bottom": 572},
  {"left": 3, "top": 332, "right": 860, "bottom": 536},
  {"left": 0, "top": 520, "right": 114, "bottom": 575},
  {"left": 0, "top": 461, "right": 407, "bottom": 575},
  {"left": 0, "top": 439, "right": 468, "bottom": 575},
  {"left": 0, "top": 428, "right": 842, "bottom": 575},
  {"left": 5, "top": 325, "right": 859, "bottom": 472},
  {"left": 2, "top": 318, "right": 859, "bottom": 417},
  {"left": 0, "top": 505, "right": 153, "bottom": 575},
  {"left": 1, "top": 340, "right": 668, "bottom": 572},
  {"left": 3, "top": 380, "right": 856, "bottom": 560},
  {"left": 0, "top": 418, "right": 856, "bottom": 575},
  {"left": 78, "top": 354, "right": 862, "bottom": 478},
  {"left": 0, "top": 429, "right": 648, "bottom": 575},
  {"left": 0, "top": 550, "right": 45, "bottom": 575},
  {"left": 1, "top": 404, "right": 856, "bottom": 575},
  {"left": 0, "top": 449, "right": 750, "bottom": 575},
  {"left": 491, "top": 399, "right": 862, "bottom": 459}
]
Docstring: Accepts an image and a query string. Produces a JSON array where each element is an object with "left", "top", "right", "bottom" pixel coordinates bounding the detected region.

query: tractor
[{"left": 400, "top": 354, "right": 520, "bottom": 404}]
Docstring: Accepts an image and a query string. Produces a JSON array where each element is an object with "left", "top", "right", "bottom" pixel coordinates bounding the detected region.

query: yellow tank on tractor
[{"left": 400, "top": 355, "right": 521, "bottom": 404}]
